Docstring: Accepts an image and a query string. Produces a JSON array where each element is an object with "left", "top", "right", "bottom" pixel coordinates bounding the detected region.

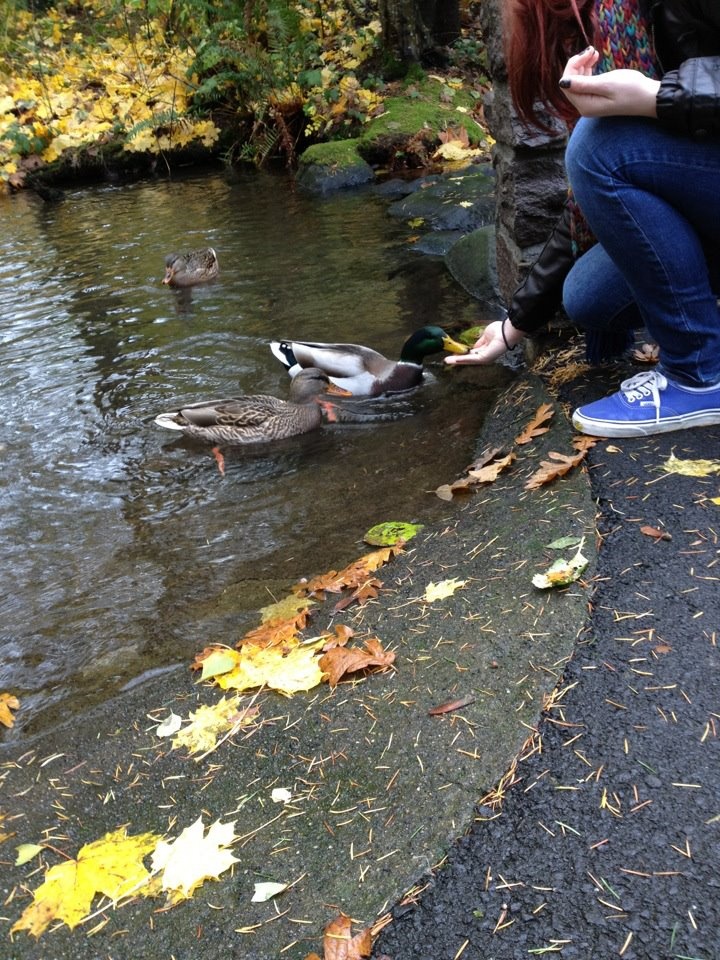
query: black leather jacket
[{"left": 508, "top": 0, "right": 720, "bottom": 334}]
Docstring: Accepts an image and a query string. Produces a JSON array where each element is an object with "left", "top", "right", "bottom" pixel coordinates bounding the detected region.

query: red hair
[{"left": 504, "top": 0, "right": 599, "bottom": 127}]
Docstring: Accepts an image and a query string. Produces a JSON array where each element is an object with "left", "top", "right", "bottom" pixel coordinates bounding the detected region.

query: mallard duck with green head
[
  {"left": 269, "top": 325, "right": 468, "bottom": 397},
  {"left": 163, "top": 247, "right": 219, "bottom": 287},
  {"left": 154, "top": 368, "right": 351, "bottom": 445}
]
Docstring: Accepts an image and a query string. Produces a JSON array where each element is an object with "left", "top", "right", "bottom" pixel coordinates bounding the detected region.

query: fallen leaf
[
  {"left": 15, "top": 843, "right": 44, "bottom": 866},
  {"left": 259, "top": 594, "right": 314, "bottom": 623},
  {"left": 532, "top": 540, "right": 588, "bottom": 589},
  {"left": 428, "top": 695, "right": 476, "bottom": 715},
  {"left": 171, "top": 696, "right": 257, "bottom": 755},
  {"left": 0, "top": 693, "right": 19, "bottom": 728},
  {"left": 640, "top": 525, "right": 672, "bottom": 541},
  {"left": 319, "top": 637, "right": 395, "bottom": 687},
  {"left": 467, "top": 451, "right": 516, "bottom": 483},
  {"left": 251, "top": 881, "right": 288, "bottom": 902},
  {"left": 322, "top": 913, "right": 372, "bottom": 960},
  {"left": 424, "top": 578, "right": 467, "bottom": 602},
  {"left": 525, "top": 447, "right": 588, "bottom": 490},
  {"left": 217, "top": 638, "right": 326, "bottom": 696},
  {"left": 363, "top": 521, "right": 423, "bottom": 546},
  {"left": 546, "top": 536, "right": 583, "bottom": 550},
  {"left": 155, "top": 711, "right": 183, "bottom": 737},
  {"left": 321, "top": 624, "right": 355, "bottom": 650},
  {"left": 514, "top": 403, "right": 554, "bottom": 444},
  {"left": 12, "top": 827, "right": 160, "bottom": 937},
  {"left": 271, "top": 788, "right": 292, "bottom": 804},
  {"left": 150, "top": 817, "right": 238, "bottom": 905},
  {"left": 660, "top": 453, "right": 720, "bottom": 477}
]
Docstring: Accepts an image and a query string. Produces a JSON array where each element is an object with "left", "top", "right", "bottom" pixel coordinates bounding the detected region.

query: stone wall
[{"left": 478, "top": 0, "right": 569, "bottom": 305}]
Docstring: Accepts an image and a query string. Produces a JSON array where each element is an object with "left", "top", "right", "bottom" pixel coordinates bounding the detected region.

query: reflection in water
[{"left": 0, "top": 169, "right": 510, "bottom": 738}]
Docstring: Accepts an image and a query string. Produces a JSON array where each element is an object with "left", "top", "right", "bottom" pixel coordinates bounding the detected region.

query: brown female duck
[
  {"left": 154, "top": 368, "right": 351, "bottom": 445},
  {"left": 162, "top": 248, "right": 219, "bottom": 287}
]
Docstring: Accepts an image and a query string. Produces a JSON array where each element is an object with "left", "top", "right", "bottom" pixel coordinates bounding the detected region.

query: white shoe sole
[{"left": 572, "top": 408, "right": 720, "bottom": 438}]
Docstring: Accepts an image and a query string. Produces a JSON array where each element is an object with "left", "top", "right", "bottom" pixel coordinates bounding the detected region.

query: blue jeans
[{"left": 562, "top": 116, "right": 720, "bottom": 387}]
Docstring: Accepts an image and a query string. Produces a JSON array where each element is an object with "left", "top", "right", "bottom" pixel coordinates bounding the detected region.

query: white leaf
[
  {"left": 271, "top": 788, "right": 292, "bottom": 804},
  {"left": 251, "top": 881, "right": 288, "bottom": 902},
  {"left": 156, "top": 711, "right": 183, "bottom": 737}
]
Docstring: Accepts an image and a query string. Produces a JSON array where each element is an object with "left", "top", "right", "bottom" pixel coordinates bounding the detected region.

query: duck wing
[
  {"left": 180, "top": 395, "right": 287, "bottom": 428},
  {"left": 274, "top": 340, "right": 393, "bottom": 379}
]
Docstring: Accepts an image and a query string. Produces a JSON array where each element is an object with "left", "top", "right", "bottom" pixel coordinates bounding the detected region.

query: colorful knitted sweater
[{"left": 569, "top": 0, "right": 659, "bottom": 254}]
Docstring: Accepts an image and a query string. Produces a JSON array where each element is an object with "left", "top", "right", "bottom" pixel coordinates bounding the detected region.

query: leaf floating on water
[
  {"left": 532, "top": 540, "right": 588, "bottom": 590},
  {"left": 660, "top": 452, "right": 720, "bottom": 477},
  {"left": 259, "top": 594, "right": 314, "bottom": 624}
]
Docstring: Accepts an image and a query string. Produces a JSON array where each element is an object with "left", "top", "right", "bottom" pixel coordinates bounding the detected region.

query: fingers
[{"left": 561, "top": 45, "right": 599, "bottom": 85}]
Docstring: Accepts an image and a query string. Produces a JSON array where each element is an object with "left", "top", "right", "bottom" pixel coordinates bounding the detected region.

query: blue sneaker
[{"left": 572, "top": 370, "right": 720, "bottom": 437}]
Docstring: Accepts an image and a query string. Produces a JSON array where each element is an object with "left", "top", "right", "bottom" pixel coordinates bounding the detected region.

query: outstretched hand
[
  {"left": 559, "top": 46, "right": 660, "bottom": 118},
  {"left": 444, "top": 319, "right": 525, "bottom": 366}
]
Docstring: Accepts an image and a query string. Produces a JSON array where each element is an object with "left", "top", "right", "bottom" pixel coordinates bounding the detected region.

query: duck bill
[
  {"left": 162, "top": 270, "right": 173, "bottom": 285},
  {"left": 443, "top": 335, "right": 469, "bottom": 355},
  {"left": 326, "top": 383, "right": 353, "bottom": 397}
]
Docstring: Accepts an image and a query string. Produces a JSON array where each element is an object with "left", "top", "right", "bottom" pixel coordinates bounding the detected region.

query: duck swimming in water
[
  {"left": 154, "top": 368, "right": 351, "bottom": 445},
  {"left": 269, "top": 325, "right": 468, "bottom": 397},
  {"left": 163, "top": 248, "right": 219, "bottom": 287}
]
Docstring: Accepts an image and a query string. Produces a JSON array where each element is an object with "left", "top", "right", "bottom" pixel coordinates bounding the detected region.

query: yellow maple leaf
[
  {"left": 217, "top": 638, "right": 326, "bottom": 696},
  {"left": 12, "top": 828, "right": 159, "bottom": 937},
  {"left": 0, "top": 692, "right": 20, "bottom": 728},
  {"left": 423, "top": 578, "right": 467, "bottom": 602},
  {"left": 171, "top": 695, "right": 256, "bottom": 756},
  {"left": 661, "top": 453, "right": 720, "bottom": 477},
  {"left": 150, "top": 817, "right": 238, "bottom": 904}
]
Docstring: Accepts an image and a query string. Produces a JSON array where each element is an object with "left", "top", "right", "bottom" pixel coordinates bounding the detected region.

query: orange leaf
[
  {"left": 436, "top": 448, "right": 514, "bottom": 500},
  {"left": 319, "top": 637, "right": 395, "bottom": 687},
  {"left": 428, "top": 694, "right": 475, "bottom": 715},
  {"left": 467, "top": 451, "right": 516, "bottom": 483},
  {"left": 321, "top": 625, "right": 355, "bottom": 650},
  {"left": 640, "top": 525, "right": 672, "bottom": 541},
  {"left": 332, "top": 577, "right": 381, "bottom": 613},
  {"left": 514, "top": 403, "right": 554, "bottom": 444},
  {"left": 322, "top": 913, "right": 373, "bottom": 960},
  {"left": 525, "top": 440, "right": 593, "bottom": 490},
  {"left": 239, "top": 611, "right": 309, "bottom": 650}
]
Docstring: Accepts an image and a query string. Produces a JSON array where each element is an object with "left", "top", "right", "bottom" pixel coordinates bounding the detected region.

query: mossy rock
[
  {"left": 296, "top": 138, "right": 375, "bottom": 193},
  {"left": 358, "top": 77, "right": 486, "bottom": 164}
]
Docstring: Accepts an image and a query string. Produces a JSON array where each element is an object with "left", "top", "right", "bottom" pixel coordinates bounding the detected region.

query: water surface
[{"left": 0, "top": 169, "right": 509, "bottom": 738}]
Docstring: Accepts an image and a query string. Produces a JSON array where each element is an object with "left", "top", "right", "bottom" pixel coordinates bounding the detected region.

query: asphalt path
[{"left": 373, "top": 360, "right": 720, "bottom": 960}]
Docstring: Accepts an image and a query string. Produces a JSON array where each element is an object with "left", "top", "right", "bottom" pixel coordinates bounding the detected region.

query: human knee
[{"left": 564, "top": 117, "right": 606, "bottom": 187}]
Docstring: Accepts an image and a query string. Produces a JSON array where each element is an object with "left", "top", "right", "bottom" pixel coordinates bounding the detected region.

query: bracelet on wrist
[{"left": 501, "top": 317, "right": 513, "bottom": 351}]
